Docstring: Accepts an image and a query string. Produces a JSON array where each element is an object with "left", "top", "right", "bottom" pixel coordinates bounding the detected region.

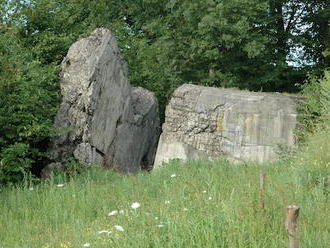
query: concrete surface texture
[
  {"left": 154, "top": 84, "right": 302, "bottom": 166},
  {"left": 47, "top": 28, "right": 160, "bottom": 174}
]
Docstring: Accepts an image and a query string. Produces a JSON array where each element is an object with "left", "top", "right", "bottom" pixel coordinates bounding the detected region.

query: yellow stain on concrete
[{"left": 217, "top": 119, "right": 224, "bottom": 132}]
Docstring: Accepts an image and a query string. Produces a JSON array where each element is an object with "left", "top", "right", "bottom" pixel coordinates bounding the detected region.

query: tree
[
  {"left": 0, "top": 0, "right": 132, "bottom": 183},
  {"left": 1, "top": 0, "right": 329, "bottom": 183},
  {"left": 123, "top": 0, "right": 300, "bottom": 93}
]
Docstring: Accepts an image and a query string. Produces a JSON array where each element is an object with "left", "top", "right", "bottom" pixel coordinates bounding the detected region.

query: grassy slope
[
  {"left": 295, "top": 121, "right": 330, "bottom": 168},
  {"left": 0, "top": 160, "right": 329, "bottom": 248}
]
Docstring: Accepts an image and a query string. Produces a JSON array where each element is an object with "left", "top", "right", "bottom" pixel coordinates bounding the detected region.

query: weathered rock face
[
  {"left": 104, "top": 87, "right": 161, "bottom": 172},
  {"left": 48, "top": 28, "right": 160, "bottom": 173},
  {"left": 154, "top": 84, "right": 302, "bottom": 166}
]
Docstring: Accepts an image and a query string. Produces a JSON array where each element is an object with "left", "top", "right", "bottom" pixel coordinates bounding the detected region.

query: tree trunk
[{"left": 269, "top": 0, "right": 288, "bottom": 63}]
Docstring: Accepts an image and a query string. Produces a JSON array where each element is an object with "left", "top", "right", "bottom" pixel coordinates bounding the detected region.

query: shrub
[
  {"left": 299, "top": 70, "right": 330, "bottom": 134},
  {"left": 295, "top": 71, "right": 330, "bottom": 168},
  {"left": 0, "top": 143, "right": 33, "bottom": 184},
  {"left": 0, "top": 27, "right": 60, "bottom": 184}
]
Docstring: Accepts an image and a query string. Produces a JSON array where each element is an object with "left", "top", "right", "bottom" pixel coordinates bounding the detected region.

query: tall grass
[
  {"left": 0, "top": 160, "right": 329, "bottom": 248},
  {"left": 1, "top": 71, "right": 330, "bottom": 247},
  {"left": 295, "top": 120, "right": 330, "bottom": 168}
]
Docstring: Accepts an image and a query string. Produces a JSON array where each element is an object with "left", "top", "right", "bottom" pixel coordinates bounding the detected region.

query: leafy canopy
[{"left": 0, "top": 0, "right": 329, "bottom": 184}]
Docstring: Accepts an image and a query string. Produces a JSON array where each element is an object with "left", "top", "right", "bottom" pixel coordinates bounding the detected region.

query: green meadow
[
  {"left": 1, "top": 160, "right": 329, "bottom": 248},
  {"left": 1, "top": 2, "right": 330, "bottom": 247}
]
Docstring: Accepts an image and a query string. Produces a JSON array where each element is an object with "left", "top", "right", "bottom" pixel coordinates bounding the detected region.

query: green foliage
[
  {"left": 294, "top": 71, "right": 330, "bottom": 168},
  {"left": 1, "top": 0, "right": 330, "bottom": 183},
  {"left": 0, "top": 143, "right": 33, "bottom": 184},
  {"left": 0, "top": 22, "right": 62, "bottom": 183},
  {"left": 300, "top": 0, "right": 330, "bottom": 69},
  {"left": 128, "top": 0, "right": 272, "bottom": 91},
  {"left": 51, "top": 158, "right": 87, "bottom": 180},
  {"left": 299, "top": 70, "right": 330, "bottom": 134},
  {"left": 294, "top": 18, "right": 330, "bottom": 167},
  {"left": 0, "top": 0, "right": 121, "bottom": 184},
  {"left": 118, "top": 0, "right": 329, "bottom": 109}
]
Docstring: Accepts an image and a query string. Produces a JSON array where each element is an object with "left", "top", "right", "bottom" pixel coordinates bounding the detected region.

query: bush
[
  {"left": 0, "top": 143, "right": 33, "bottom": 184},
  {"left": 295, "top": 71, "right": 330, "bottom": 168},
  {"left": 0, "top": 26, "right": 60, "bottom": 184},
  {"left": 299, "top": 70, "right": 330, "bottom": 134}
]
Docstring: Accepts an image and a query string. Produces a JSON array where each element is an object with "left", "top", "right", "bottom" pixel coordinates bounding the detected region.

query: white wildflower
[
  {"left": 98, "top": 230, "right": 112, "bottom": 235},
  {"left": 157, "top": 224, "right": 165, "bottom": 228},
  {"left": 202, "top": 190, "right": 207, "bottom": 193},
  {"left": 56, "top": 184, "right": 64, "bottom": 187},
  {"left": 114, "top": 225, "right": 124, "bottom": 232},
  {"left": 208, "top": 197, "right": 212, "bottom": 200},
  {"left": 170, "top": 174, "right": 176, "bottom": 178},
  {"left": 131, "top": 202, "right": 141, "bottom": 209},
  {"left": 108, "top": 210, "right": 118, "bottom": 216},
  {"left": 83, "top": 243, "right": 90, "bottom": 247},
  {"left": 29, "top": 187, "right": 34, "bottom": 191},
  {"left": 165, "top": 200, "right": 170, "bottom": 204}
]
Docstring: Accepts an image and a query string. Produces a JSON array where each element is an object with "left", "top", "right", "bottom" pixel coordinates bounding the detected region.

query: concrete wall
[{"left": 154, "top": 84, "right": 303, "bottom": 166}]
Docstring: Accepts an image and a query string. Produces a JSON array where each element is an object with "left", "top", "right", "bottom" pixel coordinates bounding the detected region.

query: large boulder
[
  {"left": 48, "top": 28, "right": 160, "bottom": 173},
  {"left": 154, "top": 84, "right": 302, "bottom": 166}
]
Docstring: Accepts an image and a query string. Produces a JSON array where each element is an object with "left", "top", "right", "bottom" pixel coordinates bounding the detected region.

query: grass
[
  {"left": 295, "top": 120, "right": 330, "bottom": 168},
  {"left": 0, "top": 160, "right": 329, "bottom": 248}
]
